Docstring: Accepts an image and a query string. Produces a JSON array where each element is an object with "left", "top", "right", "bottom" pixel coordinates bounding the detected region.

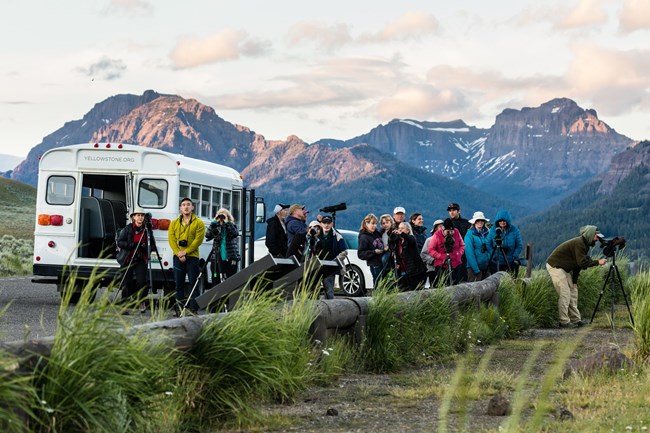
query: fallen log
[{"left": 1, "top": 272, "right": 507, "bottom": 369}]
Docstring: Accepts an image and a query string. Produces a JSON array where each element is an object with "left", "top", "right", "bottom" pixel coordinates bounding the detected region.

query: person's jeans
[
  {"left": 546, "top": 263, "right": 581, "bottom": 324},
  {"left": 370, "top": 265, "right": 383, "bottom": 287},
  {"left": 174, "top": 255, "right": 200, "bottom": 311},
  {"left": 323, "top": 274, "right": 335, "bottom": 299}
]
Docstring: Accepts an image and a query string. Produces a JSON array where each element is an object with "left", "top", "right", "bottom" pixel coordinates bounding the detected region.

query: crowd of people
[
  {"left": 114, "top": 197, "right": 606, "bottom": 328},
  {"left": 263, "top": 201, "right": 525, "bottom": 292}
]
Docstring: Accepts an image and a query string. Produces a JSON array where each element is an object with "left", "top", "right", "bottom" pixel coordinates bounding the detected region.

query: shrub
[
  {"left": 186, "top": 286, "right": 319, "bottom": 428},
  {"left": 629, "top": 270, "right": 650, "bottom": 359},
  {"left": 361, "top": 282, "right": 454, "bottom": 372},
  {"left": 519, "top": 270, "right": 558, "bottom": 328},
  {"left": 31, "top": 281, "right": 180, "bottom": 433},
  {"left": 0, "top": 235, "right": 32, "bottom": 276}
]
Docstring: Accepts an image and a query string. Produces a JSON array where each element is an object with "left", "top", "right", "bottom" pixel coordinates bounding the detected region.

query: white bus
[{"left": 33, "top": 143, "right": 264, "bottom": 301}]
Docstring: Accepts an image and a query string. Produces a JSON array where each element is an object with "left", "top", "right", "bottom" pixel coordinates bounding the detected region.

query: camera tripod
[
  {"left": 589, "top": 254, "right": 634, "bottom": 328},
  {"left": 116, "top": 219, "right": 170, "bottom": 311},
  {"left": 488, "top": 241, "right": 511, "bottom": 273},
  {"left": 441, "top": 252, "right": 454, "bottom": 287}
]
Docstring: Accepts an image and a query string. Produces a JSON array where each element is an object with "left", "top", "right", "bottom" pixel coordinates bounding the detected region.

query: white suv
[{"left": 251, "top": 228, "right": 373, "bottom": 296}]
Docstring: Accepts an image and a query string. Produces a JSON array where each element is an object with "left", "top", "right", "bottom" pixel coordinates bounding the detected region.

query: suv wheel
[{"left": 341, "top": 265, "right": 366, "bottom": 297}]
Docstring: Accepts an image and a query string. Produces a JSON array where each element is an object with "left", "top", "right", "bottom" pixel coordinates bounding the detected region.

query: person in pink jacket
[{"left": 427, "top": 218, "right": 465, "bottom": 286}]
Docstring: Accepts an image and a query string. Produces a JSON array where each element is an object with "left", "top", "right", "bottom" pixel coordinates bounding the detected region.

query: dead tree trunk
[{"left": 1, "top": 272, "right": 507, "bottom": 369}]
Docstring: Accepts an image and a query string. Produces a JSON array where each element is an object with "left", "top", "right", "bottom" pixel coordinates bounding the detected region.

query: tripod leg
[
  {"left": 613, "top": 264, "right": 634, "bottom": 326},
  {"left": 590, "top": 267, "right": 611, "bottom": 323},
  {"left": 499, "top": 247, "right": 511, "bottom": 273},
  {"left": 182, "top": 249, "right": 214, "bottom": 314}
]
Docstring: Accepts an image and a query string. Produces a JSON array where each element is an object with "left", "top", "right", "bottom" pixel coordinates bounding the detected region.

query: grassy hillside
[
  {"left": 0, "top": 177, "right": 36, "bottom": 240},
  {"left": 519, "top": 165, "right": 650, "bottom": 265}
]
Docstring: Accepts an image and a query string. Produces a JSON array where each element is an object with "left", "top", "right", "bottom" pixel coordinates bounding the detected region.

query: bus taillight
[
  {"left": 157, "top": 219, "right": 171, "bottom": 230},
  {"left": 38, "top": 214, "right": 64, "bottom": 226}
]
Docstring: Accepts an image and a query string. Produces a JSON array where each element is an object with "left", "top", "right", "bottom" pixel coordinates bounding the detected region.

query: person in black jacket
[
  {"left": 265, "top": 203, "right": 290, "bottom": 257},
  {"left": 116, "top": 208, "right": 150, "bottom": 303},
  {"left": 388, "top": 222, "right": 427, "bottom": 291},
  {"left": 205, "top": 208, "right": 240, "bottom": 284},
  {"left": 447, "top": 202, "right": 472, "bottom": 282},
  {"left": 357, "top": 213, "right": 384, "bottom": 287}
]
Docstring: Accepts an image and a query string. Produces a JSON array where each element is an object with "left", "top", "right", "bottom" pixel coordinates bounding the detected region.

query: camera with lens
[
  {"left": 481, "top": 243, "right": 487, "bottom": 253},
  {"left": 444, "top": 232, "right": 455, "bottom": 254},
  {"left": 494, "top": 227, "right": 503, "bottom": 246},
  {"left": 599, "top": 236, "right": 626, "bottom": 258},
  {"left": 178, "top": 239, "right": 188, "bottom": 247},
  {"left": 144, "top": 212, "right": 153, "bottom": 229},
  {"left": 319, "top": 202, "right": 347, "bottom": 213},
  {"left": 309, "top": 227, "right": 319, "bottom": 236}
]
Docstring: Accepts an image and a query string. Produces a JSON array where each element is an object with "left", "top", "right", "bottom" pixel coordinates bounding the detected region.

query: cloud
[
  {"left": 287, "top": 22, "right": 353, "bottom": 52},
  {"left": 619, "top": 0, "right": 650, "bottom": 33},
  {"left": 212, "top": 57, "right": 406, "bottom": 110},
  {"left": 359, "top": 12, "right": 439, "bottom": 42},
  {"left": 169, "top": 28, "right": 271, "bottom": 69},
  {"left": 376, "top": 85, "right": 467, "bottom": 121},
  {"left": 565, "top": 43, "right": 650, "bottom": 115},
  {"left": 555, "top": 0, "right": 608, "bottom": 29},
  {"left": 77, "top": 57, "right": 127, "bottom": 80},
  {"left": 104, "top": 0, "right": 153, "bottom": 16},
  {"left": 509, "top": 1, "right": 607, "bottom": 31}
]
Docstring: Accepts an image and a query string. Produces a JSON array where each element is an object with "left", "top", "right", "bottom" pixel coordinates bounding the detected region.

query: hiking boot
[
  {"left": 559, "top": 322, "right": 578, "bottom": 329},
  {"left": 573, "top": 319, "right": 589, "bottom": 327}
]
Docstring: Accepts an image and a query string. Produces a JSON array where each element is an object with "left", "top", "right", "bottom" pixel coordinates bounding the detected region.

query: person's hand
[
  {"left": 178, "top": 250, "right": 186, "bottom": 259},
  {"left": 573, "top": 283, "right": 578, "bottom": 290},
  {"left": 598, "top": 258, "right": 607, "bottom": 266},
  {"left": 179, "top": 255, "right": 186, "bottom": 263},
  {"left": 375, "top": 249, "right": 382, "bottom": 254}
]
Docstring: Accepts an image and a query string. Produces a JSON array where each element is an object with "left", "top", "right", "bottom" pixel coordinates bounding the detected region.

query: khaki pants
[{"left": 546, "top": 263, "right": 581, "bottom": 324}]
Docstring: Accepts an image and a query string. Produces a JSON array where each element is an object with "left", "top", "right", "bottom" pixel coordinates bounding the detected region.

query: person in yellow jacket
[{"left": 168, "top": 197, "right": 205, "bottom": 313}]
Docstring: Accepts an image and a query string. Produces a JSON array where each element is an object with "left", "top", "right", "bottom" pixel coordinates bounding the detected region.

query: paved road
[
  {"left": 0, "top": 276, "right": 62, "bottom": 342},
  {"left": 0, "top": 277, "right": 178, "bottom": 344}
]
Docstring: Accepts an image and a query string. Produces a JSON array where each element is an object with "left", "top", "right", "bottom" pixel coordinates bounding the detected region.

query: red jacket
[{"left": 427, "top": 229, "right": 465, "bottom": 268}]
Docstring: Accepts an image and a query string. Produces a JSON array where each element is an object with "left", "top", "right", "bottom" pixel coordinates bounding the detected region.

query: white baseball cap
[{"left": 393, "top": 206, "right": 406, "bottom": 214}]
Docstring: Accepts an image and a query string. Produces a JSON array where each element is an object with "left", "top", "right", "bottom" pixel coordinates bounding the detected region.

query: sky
[{"left": 1, "top": 0, "right": 649, "bottom": 158}]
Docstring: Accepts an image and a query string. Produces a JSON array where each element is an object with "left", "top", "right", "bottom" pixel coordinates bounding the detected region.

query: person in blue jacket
[
  {"left": 464, "top": 211, "right": 492, "bottom": 282},
  {"left": 487, "top": 209, "right": 523, "bottom": 276}
]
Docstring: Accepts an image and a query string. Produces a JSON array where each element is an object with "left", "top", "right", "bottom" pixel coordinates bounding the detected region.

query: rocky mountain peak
[{"left": 598, "top": 140, "right": 649, "bottom": 194}]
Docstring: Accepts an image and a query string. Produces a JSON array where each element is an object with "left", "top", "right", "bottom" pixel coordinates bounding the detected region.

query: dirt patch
[{"left": 232, "top": 325, "right": 634, "bottom": 433}]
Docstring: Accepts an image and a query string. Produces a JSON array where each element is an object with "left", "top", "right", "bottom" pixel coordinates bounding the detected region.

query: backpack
[{"left": 115, "top": 227, "right": 129, "bottom": 266}]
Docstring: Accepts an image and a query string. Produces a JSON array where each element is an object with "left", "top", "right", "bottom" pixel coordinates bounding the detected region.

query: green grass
[
  {"left": 0, "top": 252, "right": 646, "bottom": 432},
  {"left": 629, "top": 269, "right": 650, "bottom": 359},
  {"left": 0, "top": 235, "right": 33, "bottom": 276},
  {"left": 30, "top": 277, "right": 181, "bottom": 433},
  {"left": 0, "top": 177, "right": 35, "bottom": 241}
]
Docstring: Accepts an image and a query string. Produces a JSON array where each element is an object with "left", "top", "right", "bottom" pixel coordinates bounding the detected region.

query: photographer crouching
[
  {"left": 546, "top": 225, "right": 606, "bottom": 329},
  {"left": 205, "top": 209, "right": 241, "bottom": 285}
]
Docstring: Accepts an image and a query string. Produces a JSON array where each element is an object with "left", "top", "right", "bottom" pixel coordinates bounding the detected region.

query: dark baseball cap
[
  {"left": 447, "top": 202, "right": 460, "bottom": 211},
  {"left": 321, "top": 215, "right": 333, "bottom": 223}
]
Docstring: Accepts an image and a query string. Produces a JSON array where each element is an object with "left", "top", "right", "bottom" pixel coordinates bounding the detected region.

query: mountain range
[{"left": 4, "top": 90, "right": 646, "bottom": 262}]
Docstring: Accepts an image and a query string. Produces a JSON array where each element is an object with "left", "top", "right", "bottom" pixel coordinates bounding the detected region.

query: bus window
[
  {"left": 222, "top": 191, "right": 231, "bottom": 211},
  {"left": 46, "top": 176, "right": 75, "bottom": 205},
  {"left": 138, "top": 179, "right": 168, "bottom": 208},
  {"left": 179, "top": 184, "right": 189, "bottom": 204},
  {"left": 201, "top": 187, "right": 211, "bottom": 218},
  {"left": 211, "top": 189, "right": 221, "bottom": 217},
  {"left": 232, "top": 190, "right": 241, "bottom": 222},
  {"left": 191, "top": 185, "right": 200, "bottom": 210}
]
